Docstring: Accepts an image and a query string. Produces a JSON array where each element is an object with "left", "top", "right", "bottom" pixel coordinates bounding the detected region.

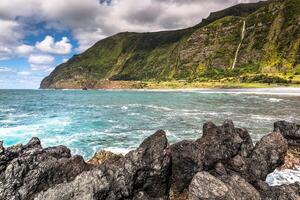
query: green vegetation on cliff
[{"left": 41, "top": 0, "right": 300, "bottom": 89}]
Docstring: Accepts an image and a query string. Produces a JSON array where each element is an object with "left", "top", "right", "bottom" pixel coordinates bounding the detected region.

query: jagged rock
[
  {"left": 170, "top": 140, "right": 203, "bottom": 195},
  {"left": 0, "top": 139, "right": 91, "bottom": 200},
  {"left": 87, "top": 150, "right": 123, "bottom": 166},
  {"left": 197, "top": 120, "right": 253, "bottom": 169},
  {"left": 189, "top": 172, "right": 260, "bottom": 200},
  {"left": 170, "top": 120, "right": 253, "bottom": 196},
  {"left": 220, "top": 174, "right": 261, "bottom": 200},
  {"left": 189, "top": 172, "right": 230, "bottom": 200},
  {"left": 36, "top": 130, "right": 171, "bottom": 200},
  {"left": 274, "top": 121, "right": 300, "bottom": 147},
  {"left": 248, "top": 132, "right": 288, "bottom": 183},
  {"left": 259, "top": 182, "right": 300, "bottom": 200}
]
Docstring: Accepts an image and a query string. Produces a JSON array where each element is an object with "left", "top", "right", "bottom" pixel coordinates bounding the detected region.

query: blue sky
[{"left": 0, "top": 0, "right": 258, "bottom": 89}]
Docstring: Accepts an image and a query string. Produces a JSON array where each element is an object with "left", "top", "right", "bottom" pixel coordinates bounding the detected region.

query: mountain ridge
[{"left": 40, "top": 0, "right": 300, "bottom": 89}]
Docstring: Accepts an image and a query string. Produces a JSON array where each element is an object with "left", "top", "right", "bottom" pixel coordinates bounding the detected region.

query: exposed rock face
[
  {"left": 189, "top": 172, "right": 260, "bottom": 200},
  {"left": 0, "top": 137, "right": 91, "bottom": 200},
  {"left": 87, "top": 150, "right": 123, "bottom": 166},
  {"left": 189, "top": 172, "right": 231, "bottom": 200},
  {"left": 274, "top": 121, "right": 300, "bottom": 147},
  {"left": 247, "top": 132, "right": 288, "bottom": 183},
  {"left": 170, "top": 120, "right": 254, "bottom": 196},
  {"left": 36, "top": 130, "right": 171, "bottom": 200},
  {"left": 0, "top": 121, "right": 299, "bottom": 200},
  {"left": 259, "top": 182, "right": 300, "bottom": 200}
]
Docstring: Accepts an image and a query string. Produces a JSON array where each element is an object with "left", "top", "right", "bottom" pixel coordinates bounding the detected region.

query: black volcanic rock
[
  {"left": 274, "top": 120, "right": 300, "bottom": 147},
  {"left": 0, "top": 120, "right": 300, "bottom": 200},
  {"left": 247, "top": 132, "right": 288, "bottom": 183},
  {"left": 0, "top": 138, "right": 91, "bottom": 200},
  {"left": 36, "top": 130, "right": 171, "bottom": 200},
  {"left": 170, "top": 140, "right": 203, "bottom": 195},
  {"left": 189, "top": 172, "right": 261, "bottom": 200},
  {"left": 170, "top": 120, "right": 254, "bottom": 196}
]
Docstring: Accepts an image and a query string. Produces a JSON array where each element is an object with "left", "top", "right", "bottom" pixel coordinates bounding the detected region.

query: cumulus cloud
[
  {"left": 0, "top": 19, "right": 22, "bottom": 59},
  {"left": 16, "top": 44, "right": 34, "bottom": 56},
  {"left": 28, "top": 54, "right": 54, "bottom": 65},
  {"left": 35, "top": 36, "right": 72, "bottom": 55}
]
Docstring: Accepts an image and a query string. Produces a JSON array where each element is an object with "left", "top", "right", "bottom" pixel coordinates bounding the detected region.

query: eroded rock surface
[
  {"left": 36, "top": 130, "right": 171, "bottom": 200},
  {"left": 87, "top": 150, "right": 123, "bottom": 166},
  {"left": 274, "top": 121, "right": 300, "bottom": 147},
  {"left": 0, "top": 137, "right": 91, "bottom": 200}
]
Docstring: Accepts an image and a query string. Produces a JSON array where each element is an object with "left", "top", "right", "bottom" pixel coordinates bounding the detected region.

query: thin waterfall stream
[{"left": 232, "top": 20, "right": 246, "bottom": 69}]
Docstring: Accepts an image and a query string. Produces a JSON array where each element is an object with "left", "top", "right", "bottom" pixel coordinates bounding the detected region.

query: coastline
[
  {"left": 41, "top": 80, "right": 300, "bottom": 90},
  {"left": 40, "top": 84, "right": 300, "bottom": 96}
]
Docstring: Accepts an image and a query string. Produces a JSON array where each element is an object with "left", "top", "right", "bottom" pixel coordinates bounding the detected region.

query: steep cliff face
[{"left": 40, "top": 0, "right": 300, "bottom": 89}]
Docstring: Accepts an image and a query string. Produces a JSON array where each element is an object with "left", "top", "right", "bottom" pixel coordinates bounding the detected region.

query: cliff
[{"left": 40, "top": 0, "right": 300, "bottom": 89}]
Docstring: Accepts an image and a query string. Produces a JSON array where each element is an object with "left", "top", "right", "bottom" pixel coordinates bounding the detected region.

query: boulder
[
  {"left": 189, "top": 172, "right": 230, "bottom": 200},
  {"left": 170, "top": 140, "right": 203, "bottom": 195},
  {"left": 170, "top": 120, "right": 253, "bottom": 196},
  {"left": 36, "top": 130, "right": 172, "bottom": 200},
  {"left": 274, "top": 121, "right": 300, "bottom": 147},
  {"left": 0, "top": 138, "right": 91, "bottom": 200},
  {"left": 197, "top": 120, "right": 253, "bottom": 169},
  {"left": 248, "top": 132, "right": 288, "bottom": 183},
  {"left": 259, "top": 182, "right": 300, "bottom": 200},
  {"left": 189, "top": 172, "right": 260, "bottom": 200}
]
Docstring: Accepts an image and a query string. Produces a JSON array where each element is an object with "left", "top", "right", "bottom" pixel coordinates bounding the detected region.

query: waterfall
[{"left": 232, "top": 20, "right": 246, "bottom": 69}]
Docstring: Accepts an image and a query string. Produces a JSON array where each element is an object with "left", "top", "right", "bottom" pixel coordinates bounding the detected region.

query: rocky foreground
[{"left": 0, "top": 120, "right": 300, "bottom": 200}]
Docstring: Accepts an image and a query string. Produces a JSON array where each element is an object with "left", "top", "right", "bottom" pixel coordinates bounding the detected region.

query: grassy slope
[{"left": 41, "top": 0, "right": 300, "bottom": 89}]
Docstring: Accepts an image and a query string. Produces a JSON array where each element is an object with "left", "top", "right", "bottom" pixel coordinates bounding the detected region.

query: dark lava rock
[
  {"left": 189, "top": 172, "right": 260, "bottom": 200},
  {"left": 248, "top": 132, "right": 288, "bottom": 183},
  {"left": 197, "top": 120, "right": 253, "bottom": 169},
  {"left": 189, "top": 172, "right": 230, "bottom": 200},
  {"left": 36, "top": 130, "right": 171, "bottom": 200},
  {"left": 170, "top": 140, "right": 203, "bottom": 195},
  {"left": 274, "top": 121, "right": 300, "bottom": 147},
  {"left": 0, "top": 138, "right": 91, "bottom": 200},
  {"left": 170, "top": 120, "right": 253, "bottom": 196},
  {"left": 260, "top": 182, "right": 300, "bottom": 200}
]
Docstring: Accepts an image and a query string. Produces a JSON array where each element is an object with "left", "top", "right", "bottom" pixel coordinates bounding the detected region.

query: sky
[{"left": 0, "top": 0, "right": 260, "bottom": 89}]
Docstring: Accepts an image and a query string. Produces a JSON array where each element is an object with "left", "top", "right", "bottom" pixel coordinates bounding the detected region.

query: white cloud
[
  {"left": 28, "top": 54, "right": 54, "bottom": 71},
  {"left": 16, "top": 44, "right": 34, "bottom": 56},
  {"left": 28, "top": 54, "right": 54, "bottom": 65},
  {"left": 0, "top": 67, "right": 15, "bottom": 72},
  {"left": 35, "top": 36, "right": 72, "bottom": 54},
  {"left": 0, "top": 19, "right": 22, "bottom": 59},
  {"left": 30, "top": 64, "right": 52, "bottom": 71},
  {"left": 18, "top": 71, "right": 31, "bottom": 76}
]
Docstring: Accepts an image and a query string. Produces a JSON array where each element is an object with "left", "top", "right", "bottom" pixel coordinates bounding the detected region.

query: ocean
[{"left": 1, "top": 88, "right": 300, "bottom": 159}]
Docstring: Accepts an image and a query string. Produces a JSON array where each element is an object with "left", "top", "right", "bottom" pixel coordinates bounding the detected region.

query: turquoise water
[{"left": 1, "top": 88, "right": 300, "bottom": 159}]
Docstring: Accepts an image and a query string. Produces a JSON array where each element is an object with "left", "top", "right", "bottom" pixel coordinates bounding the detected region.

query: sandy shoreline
[{"left": 41, "top": 87, "right": 300, "bottom": 96}]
